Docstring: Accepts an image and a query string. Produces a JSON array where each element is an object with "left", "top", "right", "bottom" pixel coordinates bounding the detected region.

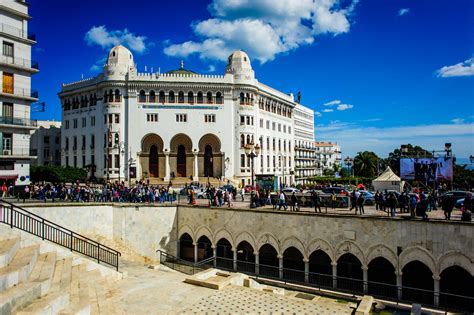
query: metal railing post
[
  {"left": 42, "top": 218, "right": 45, "bottom": 240},
  {"left": 10, "top": 205, "right": 13, "bottom": 228},
  {"left": 97, "top": 243, "right": 100, "bottom": 264},
  {"left": 70, "top": 231, "right": 73, "bottom": 251}
]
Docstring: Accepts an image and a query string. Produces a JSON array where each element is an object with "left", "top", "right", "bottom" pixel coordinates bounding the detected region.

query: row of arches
[
  {"left": 177, "top": 227, "right": 474, "bottom": 308},
  {"left": 140, "top": 133, "right": 222, "bottom": 179},
  {"left": 138, "top": 90, "right": 223, "bottom": 104},
  {"left": 63, "top": 93, "right": 98, "bottom": 110}
]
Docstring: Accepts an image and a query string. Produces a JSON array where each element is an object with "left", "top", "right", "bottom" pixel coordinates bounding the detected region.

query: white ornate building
[
  {"left": 59, "top": 45, "right": 310, "bottom": 187},
  {"left": 315, "top": 141, "right": 342, "bottom": 175},
  {"left": 293, "top": 104, "right": 317, "bottom": 184},
  {"left": 0, "top": 0, "right": 38, "bottom": 186}
]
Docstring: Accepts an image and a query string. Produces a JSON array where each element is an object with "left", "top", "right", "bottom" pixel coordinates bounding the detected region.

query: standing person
[
  {"left": 291, "top": 192, "right": 297, "bottom": 211},
  {"left": 375, "top": 191, "right": 380, "bottom": 210},
  {"left": 227, "top": 190, "right": 233, "bottom": 207},
  {"left": 312, "top": 192, "right": 321, "bottom": 213},
  {"left": 462, "top": 193, "right": 472, "bottom": 221},
  {"left": 1, "top": 182, "right": 6, "bottom": 198},
  {"left": 442, "top": 195, "right": 454, "bottom": 220},
  {"left": 278, "top": 191, "right": 287, "bottom": 211},
  {"left": 409, "top": 193, "right": 417, "bottom": 218},
  {"left": 420, "top": 191, "right": 429, "bottom": 220},
  {"left": 331, "top": 192, "right": 337, "bottom": 210},
  {"left": 241, "top": 187, "right": 245, "bottom": 202},
  {"left": 357, "top": 193, "right": 365, "bottom": 215}
]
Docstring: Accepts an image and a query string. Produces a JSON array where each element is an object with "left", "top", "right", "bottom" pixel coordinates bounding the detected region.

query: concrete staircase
[{"left": 0, "top": 238, "right": 124, "bottom": 315}]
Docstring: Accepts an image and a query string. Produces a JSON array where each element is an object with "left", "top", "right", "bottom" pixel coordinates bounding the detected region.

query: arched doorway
[
  {"left": 259, "top": 244, "right": 279, "bottom": 278},
  {"left": 177, "top": 145, "right": 186, "bottom": 177},
  {"left": 196, "top": 235, "right": 213, "bottom": 261},
  {"left": 309, "top": 250, "right": 332, "bottom": 288},
  {"left": 368, "top": 257, "right": 396, "bottom": 298},
  {"left": 204, "top": 145, "right": 213, "bottom": 177},
  {"left": 440, "top": 266, "right": 474, "bottom": 310},
  {"left": 402, "top": 261, "right": 433, "bottom": 305},
  {"left": 179, "top": 233, "right": 194, "bottom": 262},
  {"left": 149, "top": 145, "right": 158, "bottom": 177},
  {"left": 283, "top": 247, "right": 305, "bottom": 283},
  {"left": 216, "top": 238, "right": 233, "bottom": 269},
  {"left": 236, "top": 241, "right": 255, "bottom": 273},
  {"left": 337, "top": 253, "right": 363, "bottom": 293}
]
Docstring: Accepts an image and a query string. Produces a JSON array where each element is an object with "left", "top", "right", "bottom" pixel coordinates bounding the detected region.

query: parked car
[
  {"left": 359, "top": 191, "right": 375, "bottom": 205},
  {"left": 455, "top": 198, "right": 465, "bottom": 209},
  {"left": 322, "top": 187, "right": 349, "bottom": 196},
  {"left": 282, "top": 187, "right": 300, "bottom": 194},
  {"left": 439, "top": 191, "right": 470, "bottom": 206}
]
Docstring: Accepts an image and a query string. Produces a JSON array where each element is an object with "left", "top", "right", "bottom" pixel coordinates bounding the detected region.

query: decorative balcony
[
  {"left": 0, "top": 23, "right": 36, "bottom": 42},
  {"left": 0, "top": 55, "right": 39, "bottom": 72},
  {"left": 0, "top": 116, "right": 37, "bottom": 128}
]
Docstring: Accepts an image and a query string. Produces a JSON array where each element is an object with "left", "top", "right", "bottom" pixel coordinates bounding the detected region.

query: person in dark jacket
[
  {"left": 291, "top": 192, "right": 298, "bottom": 211},
  {"left": 357, "top": 193, "right": 365, "bottom": 215},
  {"left": 312, "top": 192, "right": 322, "bottom": 213},
  {"left": 442, "top": 196, "right": 454, "bottom": 220}
]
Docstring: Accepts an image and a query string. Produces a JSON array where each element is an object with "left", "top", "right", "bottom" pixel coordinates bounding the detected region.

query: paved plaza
[{"left": 117, "top": 261, "right": 354, "bottom": 314}]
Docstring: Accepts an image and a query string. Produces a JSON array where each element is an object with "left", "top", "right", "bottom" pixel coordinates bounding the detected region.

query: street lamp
[
  {"left": 244, "top": 143, "right": 260, "bottom": 208},
  {"left": 470, "top": 155, "right": 474, "bottom": 164},
  {"left": 344, "top": 156, "right": 353, "bottom": 185}
]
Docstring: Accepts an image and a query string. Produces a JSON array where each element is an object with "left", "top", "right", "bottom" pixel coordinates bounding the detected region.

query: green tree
[
  {"left": 31, "top": 165, "right": 87, "bottom": 183},
  {"left": 353, "top": 151, "right": 379, "bottom": 178}
]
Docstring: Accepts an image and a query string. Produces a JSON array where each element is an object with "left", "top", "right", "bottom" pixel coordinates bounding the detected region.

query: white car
[{"left": 282, "top": 187, "right": 300, "bottom": 194}]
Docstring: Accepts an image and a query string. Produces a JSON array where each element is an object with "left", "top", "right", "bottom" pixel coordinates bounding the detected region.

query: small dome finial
[{"left": 180, "top": 60, "right": 184, "bottom": 69}]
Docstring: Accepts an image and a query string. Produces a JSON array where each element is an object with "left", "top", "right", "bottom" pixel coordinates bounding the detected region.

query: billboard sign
[
  {"left": 400, "top": 157, "right": 453, "bottom": 181},
  {"left": 256, "top": 174, "right": 277, "bottom": 191}
]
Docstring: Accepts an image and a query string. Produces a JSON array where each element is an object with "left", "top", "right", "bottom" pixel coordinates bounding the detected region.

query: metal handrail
[{"left": 0, "top": 199, "right": 121, "bottom": 270}]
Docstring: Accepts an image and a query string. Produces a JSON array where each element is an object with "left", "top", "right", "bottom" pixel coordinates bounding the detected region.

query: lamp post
[
  {"left": 244, "top": 143, "right": 260, "bottom": 208},
  {"left": 470, "top": 155, "right": 474, "bottom": 164},
  {"left": 344, "top": 156, "right": 353, "bottom": 185},
  {"left": 278, "top": 152, "right": 284, "bottom": 190},
  {"left": 115, "top": 141, "right": 125, "bottom": 183}
]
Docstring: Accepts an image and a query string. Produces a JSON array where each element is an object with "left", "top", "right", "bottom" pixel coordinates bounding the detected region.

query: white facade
[
  {"left": 0, "top": 0, "right": 38, "bottom": 186},
  {"left": 59, "top": 46, "right": 297, "bottom": 187},
  {"left": 293, "top": 104, "right": 317, "bottom": 184},
  {"left": 30, "top": 120, "right": 61, "bottom": 166},
  {"left": 315, "top": 141, "right": 342, "bottom": 175}
]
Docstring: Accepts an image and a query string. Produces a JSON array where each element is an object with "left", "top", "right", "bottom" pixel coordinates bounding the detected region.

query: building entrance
[
  {"left": 149, "top": 145, "right": 158, "bottom": 177},
  {"left": 177, "top": 145, "right": 186, "bottom": 177}
]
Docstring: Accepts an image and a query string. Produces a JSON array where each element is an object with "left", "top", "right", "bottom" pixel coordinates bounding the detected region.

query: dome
[
  {"left": 225, "top": 49, "right": 254, "bottom": 80},
  {"left": 166, "top": 60, "right": 198, "bottom": 75},
  {"left": 106, "top": 45, "right": 134, "bottom": 67}
]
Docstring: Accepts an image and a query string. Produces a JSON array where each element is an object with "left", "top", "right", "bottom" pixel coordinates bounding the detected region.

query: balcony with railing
[
  {"left": 0, "top": 116, "right": 37, "bottom": 128},
  {"left": 1, "top": 85, "right": 38, "bottom": 100},
  {"left": 0, "top": 55, "right": 39, "bottom": 71},
  {"left": 0, "top": 23, "right": 36, "bottom": 41},
  {"left": 0, "top": 148, "right": 36, "bottom": 158}
]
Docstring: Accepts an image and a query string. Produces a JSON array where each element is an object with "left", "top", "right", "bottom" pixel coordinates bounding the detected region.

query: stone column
[
  {"left": 278, "top": 255, "right": 283, "bottom": 279},
  {"left": 193, "top": 243, "right": 198, "bottom": 263},
  {"left": 396, "top": 271, "right": 402, "bottom": 301},
  {"left": 362, "top": 265, "right": 368, "bottom": 294},
  {"left": 233, "top": 249, "right": 237, "bottom": 271},
  {"left": 331, "top": 262, "right": 338, "bottom": 289},
  {"left": 212, "top": 246, "right": 217, "bottom": 268},
  {"left": 433, "top": 275, "right": 440, "bottom": 307},
  {"left": 304, "top": 258, "right": 309, "bottom": 283},
  {"left": 193, "top": 151, "right": 199, "bottom": 182},
  {"left": 164, "top": 151, "right": 170, "bottom": 181},
  {"left": 255, "top": 252, "right": 259, "bottom": 275}
]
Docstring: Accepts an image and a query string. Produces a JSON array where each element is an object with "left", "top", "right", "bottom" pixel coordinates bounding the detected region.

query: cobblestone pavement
[{"left": 180, "top": 285, "right": 353, "bottom": 314}]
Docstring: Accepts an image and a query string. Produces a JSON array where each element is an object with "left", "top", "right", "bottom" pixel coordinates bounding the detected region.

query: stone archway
[
  {"left": 140, "top": 134, "right": 164, "bottom": 179},
  {"left": 198, "top": 134, "right": 223, "bottom": 178},
  {"left": 170, "top": 134, "right": 193, "bottom": 179}
]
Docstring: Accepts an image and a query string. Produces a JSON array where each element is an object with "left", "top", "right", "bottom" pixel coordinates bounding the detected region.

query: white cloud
[
  {"left": 437, "top": 57, "right": 474, "bottom": 78},
  {"left": 85, "top": 25, "right": 151, "bottom": 53},
  {"left": 451, "top": 118, "right": 465, "bottom": 124},
  {"left": 207, "top": 65, "right": 216, "bottom": 72},
  {"left": 316, "top": 122, "right": 474, "bottom": 158},
  {"left": 398, "top": 8, "right": 410, "bottom": 16},
  {"left": 362, "top": 118, "right": 382, "bottom": 122},
  {"left": 324, "top": 100, "right": 341, "bottom": 106},
  {"left": 164, "top": 0, "right": 358, "bottom": 63},
  {"left": 315, "top": 111, "right": 322, "bottom": 117},
  {"left": 337, "top": 104, "right": 353, "bottom": 111},
  {"left": 322, "top": 109, "right": 334, "bottom": 113}
]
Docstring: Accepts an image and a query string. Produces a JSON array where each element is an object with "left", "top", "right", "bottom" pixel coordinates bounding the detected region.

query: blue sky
[{"left": 30, "top": 0, "right": 473, "bottom": 158}]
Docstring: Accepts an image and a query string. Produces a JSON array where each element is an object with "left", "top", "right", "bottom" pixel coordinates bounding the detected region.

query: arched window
[
  {"left": 80, "top": 96, "right": 85, "bottom": 108},
  {"left": 108, "top": 89, "right": 113, "bottom": 102},
  {"left": 240, "top": 92, "right": 245, "bottom": 105},
  {"left": 139, "top": 90, "right": 146, "bottom": 103},
  {"left": 246, "top": 93, "right": 250, "bottom": 105},
  {"left": 240, "top": 134, "right": 245, "bottom": 148},
  {"left": 149, "top": 90, "right": 156, "bottom": 103},
  {"left": 246, "top": 135, "right": 251, "bottom": 145},
  {"left": 197, "top": 92, "right": 203, "bottom": 104},
  {"left": 159, "top": 91, "right": 165, "bottom": 103},
  {"left": 206, "top": 92, "right": 213, "bottom": 104},
  {"left": 103, "top": 92, "right": 107, "bottom": 103},
  {"left": 114, "top": 133, "right": 119, "bottom": 145},
  {"left": 178, "top": 91, "right": 185, "bottom": 103},
  {"left": 216, "top": 92, "right": 223, "bottom": 104},
  {"left": 114, "top": 89, "right": 121, "bottom": 102},
  {"left": 188, "top": 91, "right": 194, "bottom": 104},
  {"left": 168, "top": 91, "right": 175, "bottom": 103}
]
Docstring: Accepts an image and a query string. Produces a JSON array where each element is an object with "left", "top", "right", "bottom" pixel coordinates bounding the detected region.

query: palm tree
[{"left": 353, "top": 151, "right": 379, "bottom": 178}]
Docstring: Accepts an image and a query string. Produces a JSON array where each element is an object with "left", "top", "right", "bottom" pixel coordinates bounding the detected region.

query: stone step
[
  {"left": 0, "top": 245, "right": 39, "bottom": 292},
  {"left": 0, "top": 282, "right": 42, "bottom": 314},
  {"left": 57, "top": 265, "right": 91, "bottom": 315},
  {"left": 14, "top": 291, "right": 70, "bottom": 315},
  {"left": 0, "top": 238, "right": 21, "bottom": 269},
  {"left": 28, "top": 252, "right": 57, "bottom": 296}
]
